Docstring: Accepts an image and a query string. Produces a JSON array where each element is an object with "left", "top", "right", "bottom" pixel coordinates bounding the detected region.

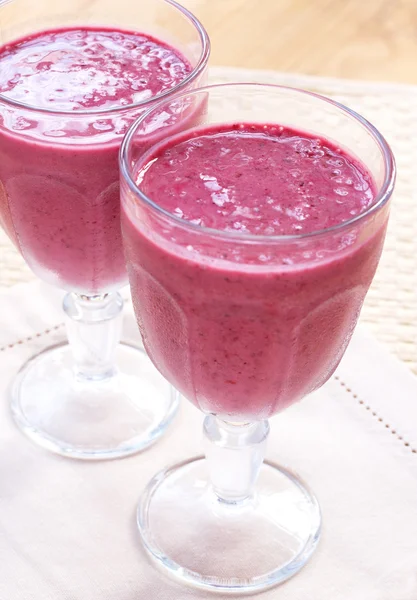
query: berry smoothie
[
  {"left": 0, "top": 28, "right": 192, "bottom": 293},
  {"left": 122, "top": 123, "right": 388, "bottom": 420}
]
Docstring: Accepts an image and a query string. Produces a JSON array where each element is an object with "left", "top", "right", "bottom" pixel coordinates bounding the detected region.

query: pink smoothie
[
  {"left": 122, "top": 123, "right": 388, "bottom": 420},
  {"left": 0, "top": 27, "right": 192, "bottom": 293}
]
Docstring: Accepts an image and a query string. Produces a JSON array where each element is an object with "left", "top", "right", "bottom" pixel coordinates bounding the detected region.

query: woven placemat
[{"left": 0, "top": 66, "right": 415, "bottom": 372}]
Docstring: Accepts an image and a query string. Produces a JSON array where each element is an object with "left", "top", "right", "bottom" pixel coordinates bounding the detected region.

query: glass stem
[
  {"left": 63, "top": 291, "right": 123, "bottom": 381},
  {"left": 203, "top": 415, "right": 269, "bottom": 504}
]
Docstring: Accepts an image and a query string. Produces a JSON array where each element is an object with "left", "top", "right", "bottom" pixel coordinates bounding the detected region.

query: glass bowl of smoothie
[
  {"left": 0, "top": 0, "right": 210, "bottom": 459},
  {"left": 120, "top": 83, "right": 395, "bottom": 592}
]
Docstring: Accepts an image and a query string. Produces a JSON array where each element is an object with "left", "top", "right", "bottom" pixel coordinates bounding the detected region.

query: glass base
[
  {"left": 10, "top": 341, "right": 179, "bottom": 460},
  {"left": 138, "top": 456, "right": 321, "bottom": 593}
]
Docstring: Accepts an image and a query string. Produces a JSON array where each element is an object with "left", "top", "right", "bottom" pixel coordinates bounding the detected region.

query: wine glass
[
  {"left": 120, "top": 83, "right": 395, "bottom": 592},
  {"left": 0, "top": 0, "right": 209, "bottom": 459}
]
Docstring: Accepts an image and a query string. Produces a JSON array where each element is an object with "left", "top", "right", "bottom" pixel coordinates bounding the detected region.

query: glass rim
[
  {"left": 0, "top": 0, "right": 210, "bottom": 116},
  {"left": 120, "top": 82, "right": 396, "bottom": 244}
]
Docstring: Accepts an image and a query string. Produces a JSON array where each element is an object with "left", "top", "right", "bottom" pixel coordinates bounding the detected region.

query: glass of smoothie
[
  {"left": 120, "top": 83, "right": 395, "bottom": 592},
  {"left": 0, "top": 0, "right": 209, "bottom": 459}
]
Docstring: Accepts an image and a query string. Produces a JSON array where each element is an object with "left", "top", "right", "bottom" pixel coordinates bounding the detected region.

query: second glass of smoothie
[
  {"left": 120, "top": 83, "right": 395, "bottom": 591},
  {"left": 0, "top": 0, "right": 209, "bottom": 459}
]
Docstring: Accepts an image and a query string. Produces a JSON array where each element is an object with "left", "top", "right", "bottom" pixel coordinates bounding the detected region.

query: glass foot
[
  {"left": 138, "top": 456, "right": 321, "bottom": 593},
  {"left": 10, "top": 341, "right": 179, "bottom": 460}
]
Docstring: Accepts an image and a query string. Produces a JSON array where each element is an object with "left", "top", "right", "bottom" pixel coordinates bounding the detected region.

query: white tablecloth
[{"left": 0, "top": 281, "right": 416, "bottom": 599}]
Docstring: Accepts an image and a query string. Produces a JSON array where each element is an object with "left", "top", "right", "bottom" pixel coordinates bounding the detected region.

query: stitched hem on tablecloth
[
  {"left": 1, "top": 323, "right": 414, "bottom": 455},
  {"left": 334, "top": 374, "right": 416, "bottom": 455}
]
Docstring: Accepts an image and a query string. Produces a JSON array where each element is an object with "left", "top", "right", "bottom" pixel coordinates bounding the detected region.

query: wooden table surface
[
  {"left": 185, "top": 0, "right": 417, "bottom": 84},
  {"left": 1, "top": 0, "right": 414, "bottom": 84}
]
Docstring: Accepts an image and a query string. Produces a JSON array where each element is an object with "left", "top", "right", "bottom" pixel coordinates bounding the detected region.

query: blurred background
[{"left": 183, "top": 0, "right": 416, "bottom": 83}]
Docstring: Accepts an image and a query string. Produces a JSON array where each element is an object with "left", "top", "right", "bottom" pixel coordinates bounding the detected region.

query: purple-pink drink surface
[
  {"left": 123, "top": 123, "right": 388, "bottom": 420},
  {"left": 0, "top": 27, "right": 192, "bottom": 293}
]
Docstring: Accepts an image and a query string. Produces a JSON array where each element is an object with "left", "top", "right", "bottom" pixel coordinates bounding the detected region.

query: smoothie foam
[{"left": 123, "top": 123, "right": 387, "bottom": 419}]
